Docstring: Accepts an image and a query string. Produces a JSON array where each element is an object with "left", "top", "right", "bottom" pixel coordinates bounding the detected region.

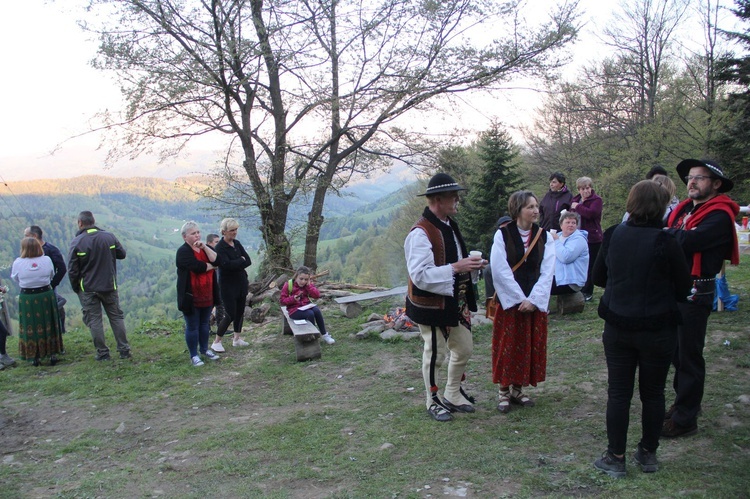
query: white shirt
[
  {"left": 490, "top": 227, "right": 555, "bottom": 312},
  {"left": 404, "top": 221, "right": 463, "bottom": 297},
  {"left": 11, "top": 256, "right": 54, "bottom": 289}
]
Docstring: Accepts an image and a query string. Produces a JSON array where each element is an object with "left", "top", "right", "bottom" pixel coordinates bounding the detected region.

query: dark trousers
[
  {"left": 582, "top": 242, "right": 601, "bottom": 296},
  {"left": 603, "top": 323, "right": 677, "bottom": 454},
  {"left": 217, "top": 287, "right": 246, "bottom": 337},
  {"left": 671, "top": 298, "right": 712, "bottom": 426},
  {"left": 290, "top": 306, "right": 327, "bottom": 335},
  {"left": 0, "top": 318, "right": 8, "bottom": 355}
]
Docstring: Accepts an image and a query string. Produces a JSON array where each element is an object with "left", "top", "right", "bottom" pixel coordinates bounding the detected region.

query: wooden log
[
  {"left": 249, "top": 303, "right": 271, "bottom": 323},
  {"left": 556, "top": 292, "right": 585, "bottom": 315},
  {"left": 340, "top": 302, "right": 363, "bottom": 318}
]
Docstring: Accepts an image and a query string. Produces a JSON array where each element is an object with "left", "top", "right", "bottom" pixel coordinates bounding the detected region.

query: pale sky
[{"left": 0, "top": 0, "right": 734, "bottom": 182}]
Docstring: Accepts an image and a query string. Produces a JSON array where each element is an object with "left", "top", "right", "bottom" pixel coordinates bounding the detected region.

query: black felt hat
[
  {"left": 676, "top": 159, "right": 734, "bottom": 193},
  {"left": 418, "top": 173, "right": 467, "bottom": 196}
]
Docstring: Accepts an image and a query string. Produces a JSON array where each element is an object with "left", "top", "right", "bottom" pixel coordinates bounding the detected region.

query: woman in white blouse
[
  {"left": 11, "top": 237, "right": 63, "bottom": 366},
  {"left": 490, "top": 191, "right": 555, "bottom": 413}
]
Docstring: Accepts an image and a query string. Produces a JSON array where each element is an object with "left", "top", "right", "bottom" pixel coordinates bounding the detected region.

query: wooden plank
[
  {"left": 333, "top": 285, "right": 408, "bottom": 304},
  {"left": 280, "top": 306, "right": 321, "bottom": 362}
]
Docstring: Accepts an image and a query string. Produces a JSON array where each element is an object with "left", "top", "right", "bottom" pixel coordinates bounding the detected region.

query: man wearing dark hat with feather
[
  {"left": 404, "top": 173, "right": 487, "bottom": 422},
  {"left": 662, "top": 159, "right": 740, "bottom": 438}
]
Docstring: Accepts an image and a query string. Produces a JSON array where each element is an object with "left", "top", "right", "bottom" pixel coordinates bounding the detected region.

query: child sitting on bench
[{"left": 280, "top": 266, "right": 335, "bottom": 344}]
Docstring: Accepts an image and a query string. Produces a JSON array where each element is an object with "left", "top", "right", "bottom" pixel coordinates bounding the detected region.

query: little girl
[{"left": 280, "top": 266, "right": 335, "bottom": 344}]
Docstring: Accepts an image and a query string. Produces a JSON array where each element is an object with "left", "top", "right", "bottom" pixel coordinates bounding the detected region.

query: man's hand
[{"left": 451, "top": 256, "right": 487, "bottom": 274}]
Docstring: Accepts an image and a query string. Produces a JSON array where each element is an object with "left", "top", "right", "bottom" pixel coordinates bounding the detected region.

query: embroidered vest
[
  {"left": 406, "top": 208, "right": 476, "bottom": 326},
  {"left": 500, "top": 221, "right": 546, "bottom": 296}
]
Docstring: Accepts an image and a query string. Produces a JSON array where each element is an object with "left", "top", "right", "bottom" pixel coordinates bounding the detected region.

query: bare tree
[
  {"left": 85, "top": 0, "right": 580, "bottom": 273},
  {"left": 604, "top": 0, "right": 690, "bottom": 125}
]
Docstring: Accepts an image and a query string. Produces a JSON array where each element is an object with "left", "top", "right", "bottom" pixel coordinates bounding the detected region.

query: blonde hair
[
  {"left": 220, "top": 218, "right": 240, "bottom": 234},
  {"left": 650, "top": 174, "right": 677, "bottom": 199}
]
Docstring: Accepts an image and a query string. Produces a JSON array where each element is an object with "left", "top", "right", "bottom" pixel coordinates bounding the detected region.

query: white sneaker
[
  {"left": 211, "top": 342, "right": 225, "bottom": 353},
  {"left": 233, "top": 339, "right": 249, "bottom": 347},
  {"left": 191, "top": 355, "right": 204, "bottom": 367},
  {"left": 204, "top": 349, "right": 220, "bottom": 361},
  {"left": 321, "top": 333, "right": 336, "bottom": 345}
]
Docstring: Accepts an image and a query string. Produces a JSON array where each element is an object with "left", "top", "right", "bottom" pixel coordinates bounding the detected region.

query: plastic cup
[{"left": 469, "top": 250, "right": 482, "bottom": 259}]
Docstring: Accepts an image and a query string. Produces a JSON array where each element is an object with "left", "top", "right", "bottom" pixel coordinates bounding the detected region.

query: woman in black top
[
  {"left": 210, "top": 218, "right": 252, "bottom": 352},
  {"left": 591, "top": 180, "right": 691, "bottom": 478}
]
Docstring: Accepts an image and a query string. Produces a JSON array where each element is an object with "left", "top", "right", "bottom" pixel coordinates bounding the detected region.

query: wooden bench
[
  {"left": 333, "top": 285, "right": 408, "bottom": 318},
  {"left": 280, "top": 306, "right": 322, "bottom": 361}
]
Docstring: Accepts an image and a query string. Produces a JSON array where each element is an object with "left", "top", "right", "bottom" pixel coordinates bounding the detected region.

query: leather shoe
[
  {"left": 426, "top": 403, "right": 453, "bottom": 422},
  {"left": 443, "top": 399, "right": 476, "bottom": 413},
  {"left": 661, "top": 419, "right": 698, "bottom": 438}
]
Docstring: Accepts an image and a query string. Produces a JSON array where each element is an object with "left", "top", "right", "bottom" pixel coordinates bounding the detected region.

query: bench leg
[
  {"left": 557, "top": 291, "right": 585, "bottom": 315},
  {"left": 339, "top": 302, "right": 363, "bottom": 319},
  {"left": 294, "top": 336, "right": 321, "bottom": 361},
  {"left": 282, "top": 315, "right": 293, "bottom": 335}
]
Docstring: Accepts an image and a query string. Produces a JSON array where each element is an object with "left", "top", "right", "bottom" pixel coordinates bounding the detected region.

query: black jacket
[
  {"left": 593, "top": 221, "right": 692, "bottom": 331},
  {"left": 176, "top": 243, "right": 220, "bottom": 313}
]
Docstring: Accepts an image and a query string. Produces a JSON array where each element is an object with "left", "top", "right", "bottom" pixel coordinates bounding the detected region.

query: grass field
[{"left": 1, "top": 256, "right": 749, "bottom": 498}]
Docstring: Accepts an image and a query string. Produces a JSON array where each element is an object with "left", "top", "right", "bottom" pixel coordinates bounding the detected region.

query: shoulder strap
[
  {"left": 511, "top": 228, "right": 543, "bottom": 273},
  {"left": 288, "top": 279, "right": 294, "bottom": 292}
]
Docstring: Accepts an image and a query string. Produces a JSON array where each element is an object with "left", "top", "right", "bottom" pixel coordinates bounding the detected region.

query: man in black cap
[
  {"left": 662, "top": 159, "right": 740, "bottom": 438},
  {"left": 404, "top": 173, "right": 486, "bottom": 421}
]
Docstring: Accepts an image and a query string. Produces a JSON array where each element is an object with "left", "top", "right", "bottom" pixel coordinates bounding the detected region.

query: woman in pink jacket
[
  {"left": 570, "top": 176, "right": 603, "bottom": 301},
  {"left": 280, "top": 266, "right": 335, "bottom": 344}
]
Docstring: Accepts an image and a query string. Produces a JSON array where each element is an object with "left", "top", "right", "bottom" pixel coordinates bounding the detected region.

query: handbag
[{"left": 485, "top": 227, "right": 544, "bottom": 320}]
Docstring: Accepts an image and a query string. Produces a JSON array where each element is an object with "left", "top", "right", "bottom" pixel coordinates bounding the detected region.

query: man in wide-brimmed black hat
[
  {"left": 404, "top": 173, "right": 487, "bottom": 422},
  {"left": 662, "top": 159, "right": 740, "bottom": 438}
]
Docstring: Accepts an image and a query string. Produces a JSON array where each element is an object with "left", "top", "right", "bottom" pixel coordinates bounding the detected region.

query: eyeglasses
[{"left": 684, "top": 175, "right": 714, "bottom": 182}]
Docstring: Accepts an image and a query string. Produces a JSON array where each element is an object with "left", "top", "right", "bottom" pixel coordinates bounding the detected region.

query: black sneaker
[
  {"left": 119, "top": 351, "right": 132, "bottom": 359},
  {"left": 583, "top": 293, "right": 593, "bottom": 302},
  {"left": 426, "top": 403, "right": 453, "bottom": 422},
  {"left": 594, "top": 450, "right": 626, "bottom": 478},
  {"left": 96, "top": 354, "right": 112, "bottom": 361},
  {"left": 633, "top": 444, "right": 658, "bottom": 472}
]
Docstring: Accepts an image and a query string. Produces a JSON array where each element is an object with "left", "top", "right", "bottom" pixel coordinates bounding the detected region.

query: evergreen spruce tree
[
  {"left": 713, "top": 0, "right": 750, "bottom": 201},
  {"left": 461, "top": 122, "right": 522, "bottom": 256}
]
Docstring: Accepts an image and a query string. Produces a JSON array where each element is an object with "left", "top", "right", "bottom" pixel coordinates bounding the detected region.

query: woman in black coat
[
  {"left": 591, "top": 180, "right": 692, "bottom": 478},
  {"left": 176, "top": 221, "right": 221, "bottom": 367},
  {"left": 210, "top": 218, "right": 252, "bottom": 352}
]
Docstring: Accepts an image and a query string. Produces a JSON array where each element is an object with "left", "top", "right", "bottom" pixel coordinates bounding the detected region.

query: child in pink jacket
[{"left": 280, "top": 266, "right": 335, "bottom": 344}]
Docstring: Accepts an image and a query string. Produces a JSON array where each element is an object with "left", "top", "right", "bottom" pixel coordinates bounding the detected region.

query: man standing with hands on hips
[
  {"left": 663, "top": 159, "right": 740, "bottom": 438},
  {"left": 404, "top": 173, "right": 486, "bottom": 422}
]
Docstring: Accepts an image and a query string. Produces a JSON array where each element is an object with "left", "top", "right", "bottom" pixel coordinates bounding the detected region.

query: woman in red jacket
[{"left": 280, "top": 266, "right": 335, "bottom": 345}]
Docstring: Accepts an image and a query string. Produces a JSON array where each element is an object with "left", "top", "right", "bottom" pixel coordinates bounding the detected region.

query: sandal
[
  {"left": 510, "top": 386, "right": 535, "bottom": 407},
  {"left": 497, "top": 389, "right": 511, "bottom": 414}
]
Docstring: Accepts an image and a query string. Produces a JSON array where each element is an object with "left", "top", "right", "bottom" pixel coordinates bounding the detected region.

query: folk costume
[
  {"left": 663, "top": 159, "right": 739, "bottom": 437},
  {"left": 490, "top": 220, "right": 555, "bottom": 409},
  {"left": 11, "top": 255, "right": 63, "bottom": 365},
  {"left": 405, "top": 174, "right": 478, "bottom": 422}
]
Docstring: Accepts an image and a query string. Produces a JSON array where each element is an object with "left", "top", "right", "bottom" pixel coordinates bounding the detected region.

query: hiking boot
[
  {"left": 633, "top": 444, "right": 659, "bottom": 473},
  {"left": 594, "top": 451, "right": 626, "bottom": 478},
  {"left": 0, "top": 354, "right": 16, "bottom": 367},
  {"left": 661, "top": 419, "right": 698, "bottom": 438},
  {"left": 191, "top": 355, "right": 205, "bottom": 367},
  {"left": 427, "top": 403, "right": 453, "bottom": 422},
  {"left": 321, "top": 333, "right": 336, "bottom": 345},
  {"left": 204, "top": 349, "right": 220, "bottom": 361}
]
